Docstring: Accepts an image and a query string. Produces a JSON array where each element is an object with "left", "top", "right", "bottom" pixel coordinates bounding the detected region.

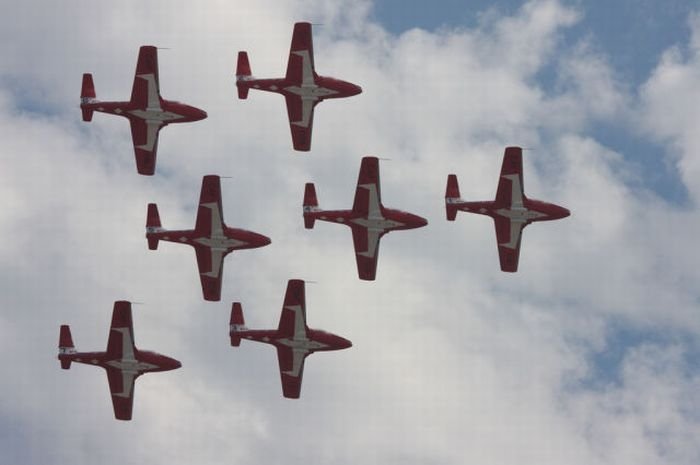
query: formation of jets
[{"left": 62, "top": 22, "right": 569, "bottom": 420}]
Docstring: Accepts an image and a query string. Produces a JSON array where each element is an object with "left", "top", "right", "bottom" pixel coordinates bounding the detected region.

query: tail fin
[
  {"left": 303, "top": 183, "right": 320, "bottom": 229},
  {"left": 445, "top": 174, "right": 462, "bottom": 221},
  {"left": 236, "top": 52, "right": 252, "bottom": 99},
  {"left": 80, "top": 73, "right": 96, "bottom": 122},
  {"left": 229, "top": 302, "right": 248, "bottom": 347},
  {"left": 58, "top": 325, "right": 76, "bottom": 369},
  {"left": 146, "top": 203, "right": 163, "bottom": 250}
]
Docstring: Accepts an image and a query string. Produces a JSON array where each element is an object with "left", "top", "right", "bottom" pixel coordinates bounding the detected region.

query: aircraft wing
[
  {"left": 352, "top": 157, "right": 382, "bottom": 216},
  {"left": 495, "top": 146, "right": 524, "bottom": 208},
  {"left": 104, "top": 301, "right": 137, "bottom": 420},
  {"left": 129, "top": 118, "right": 162, "bottom": 175},
  {"left": 277, "top": 279, "right": 307, "bottom": 339},
  {"left": 194, "top": 245, "right": 225, "bottom": 301},
  {"left": 275, "top": 280, "right": 309, "bottom": 398},
  {"left": 283, "top": 23, "right": 318, "bottom": 151},
  {"left": 193, "top": 176, "right": 227, "bottom": 301},
  {"left": 351, "top": 226, "right": 382, "bottom": 280},
  {"left": 285, "top": 95, "right": 317, "bottom": 151},
  {"left": 130, "top": 45, "right": 161, "bottom": 109},
  {"left": 105, "top": 366, "right": 137, "bottom": 420},
  {"left": 195, "top": 175, "right": 224, "bottom": 237},
  {"left": 276, "top": 346, "right": 308, "bottom": 399},
  {"left": 494, "top": 215, "right": 524, "bottom": 272},
  {"left": 106, "top": 301, "right": 135, "bottom": 360},
  {"left": 285, "top": 22, "right": 316, "bottom": 85}
]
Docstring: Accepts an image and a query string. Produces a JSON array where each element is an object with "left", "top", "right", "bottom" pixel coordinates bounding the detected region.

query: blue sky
[
  {"left": 373, "top": 0, "right": 697, "bottom": 204},
  {"left": 1, "top": 1, "right": 700, "bottom": 464},
  {"left": 374, "top": 0, "right": 693, "bottom": 83}
]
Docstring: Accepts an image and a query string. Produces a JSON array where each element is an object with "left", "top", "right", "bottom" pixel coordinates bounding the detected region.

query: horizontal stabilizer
[
  {"left": 146, "top": 203, "right": 162, "bottom": 250},
  {"left": 80, "top": 74, "right": 96, "bottom": 121},
  {"left": 446, "top": 174, "right": 461, "bottom": 199},
  {"left": 81, "top": 73, "right": 96, "bottom": 99},
  {"left": 81, "top": 108, "right": 94, "bottom": 122},
  {"left": 146, "top": 203, "right": 161, "bottom": 228},
  {"left": 445, "top": 174, "right": 461, "bottom": 221},
  {"left": 236, "top": 52, "right": 252, "bottom": 99},
  {"left": 236, "top": 51, "right": 252, "bottom": 78},
  {"left": 303, "top": 183, "right": 318, "bottom": 207},
  {"left": 230, "top": 302, "right": 247, "bottom": 346},
  {"left": 59, "top": 325, "right": 74, "bottom": 349},
  {"left": 303, "top": 183, "right": 319, "bottom": 229},
  {"left": 58, "top": 325, "right": 75, "bottom": 369}
]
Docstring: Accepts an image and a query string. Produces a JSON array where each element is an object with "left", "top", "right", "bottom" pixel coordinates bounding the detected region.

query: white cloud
[
  {"left": 564, "top": 343, "right": 700, "bottom": 465},
  {"left": 640, "top": 12, "right": 700, "bottom": 201}
]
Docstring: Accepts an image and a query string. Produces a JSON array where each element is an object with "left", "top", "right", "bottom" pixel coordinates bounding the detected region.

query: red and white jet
[
  {"left": 58, "top": 301, "right": 181, "bottom": 421},
  {"left": 146, "top": 175, "right": 271, "bottom": 301},
  {"left": 445, "top": 146, "right": 570, "bottom": 272},
  {"left": 303, "top": 156, "right": 428, "bottom": 280},
  {"left": 229, "top": 279, "right": 352, "bottom": 399},
  {"left": 80, "top": 45, "right": 207, "bottom": 175},
  {"left": 235, "top": 22, "right": 362, "bottom": 151}
]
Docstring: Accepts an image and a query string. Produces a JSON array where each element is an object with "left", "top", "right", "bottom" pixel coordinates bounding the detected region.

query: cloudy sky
[{"left": 1, "top": 0, "right": 700, "bottom": 463}]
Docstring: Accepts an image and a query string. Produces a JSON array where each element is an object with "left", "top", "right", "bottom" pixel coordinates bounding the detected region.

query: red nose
[
  {"left": 164, "top": 356, "right": 182, "bottom": 371},
  {"left": 193, "top": 107, "right": 208, "bottom": 121},
  {"left": 554, "top": 205, "right": 570, "bottom": 219},
  {"left": 255, "top": 233, "right": 271, "bottom": 247},
  {"left": 336, "top": 336, "right": 352, "bottom": 350},
  {"left": 410, "top": 213, "right": 428, "bottom": 228},
  {"left": 348, "top": 83, "right": 362, "bottom": 96}
]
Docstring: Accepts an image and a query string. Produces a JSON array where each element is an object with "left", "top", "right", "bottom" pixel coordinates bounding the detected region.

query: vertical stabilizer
[
  {"left": 229, "top": 302, "right": 247, "bottom": 347},
  {"left": 303, "top": 183, "right": 320, "bottom": 229}
]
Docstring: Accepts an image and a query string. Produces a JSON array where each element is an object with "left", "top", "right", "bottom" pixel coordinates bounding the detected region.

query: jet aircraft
[
  {"left": 303, "top": 156, "right": 428, "bottom": 280},
  {"left": 235, "top": 22, "right": 362, "bottom": 151},
  {"left": 58, "top": 301, "right": 181, "bottom": 421},
  {"left": 445, "top": 146, "right": 570, "bottom": 272},
  {"left": 229, "top": 279, "right": 352, "bottom": 399},
  {"left": 80, "top": 45, "right": 207, "bottom": 175},
  {"left": 146, "top": 175, "right": 271, "bottom": 301}
]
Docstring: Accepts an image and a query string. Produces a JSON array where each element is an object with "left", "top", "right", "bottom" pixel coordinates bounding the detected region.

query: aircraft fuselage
[
  {"left": 310, "top": 207, "right": 427, "bottom": 233},
  {"left": 60, "top": 349, "right": 180, "bottom": 374},
  {"left": 450, "top": 198, "right": 569, "bottom": 224},
  {"left": 147, "top": 227, "right": 271, "bottom": 252},
  {"left": 239, "top": 75, "right": 361, "bottom": 102},
  {"left": 81, "top": 99, "right": 207, "bottom": 124},
  {"left": 235, "top": 328, "right": 352, "bottom": 353}
]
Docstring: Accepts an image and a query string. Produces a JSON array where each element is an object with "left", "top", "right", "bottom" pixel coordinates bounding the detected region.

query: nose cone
[
  {"left": 255, "top": 232, "right": 271, "bottom": 248},
  {"left": 412, "top": 214, "right": 428, "bottom": 228},
  {"left": 336, "top": 336, "right": 353, "bottom": 350},
  {"left": 184, "top": 105, "right": 207, "bottom": 122},
  {"left": 165, "top": 356, "right": 182, "bottom": 371},
  {"left": 554, "top": 205, "right": 570, "bottom": 220},
  {"left": 349, "top": 83, "right": 363, "bottom": 96},
  {"left": 193, "top": 107, "right": 208, "bottom": 121}
]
